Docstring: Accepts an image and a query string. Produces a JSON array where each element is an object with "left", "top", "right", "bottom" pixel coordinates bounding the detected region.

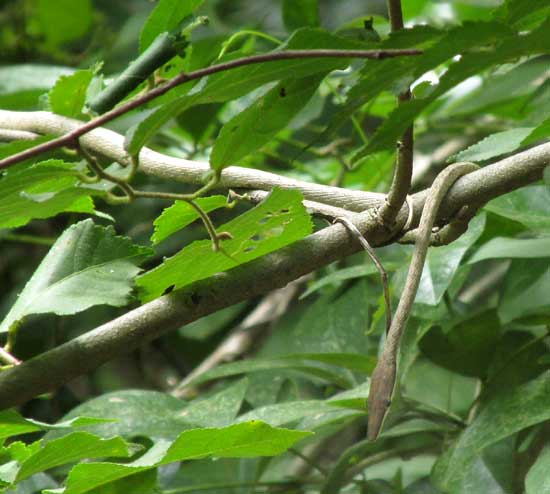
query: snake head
[{"left": 367, "top": 357, "right": 397, "bottom": 441}]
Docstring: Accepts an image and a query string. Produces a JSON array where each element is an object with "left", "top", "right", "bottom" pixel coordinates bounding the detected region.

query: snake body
[{"left": 367, "top": 162, "right": 479, "bottom": 441}]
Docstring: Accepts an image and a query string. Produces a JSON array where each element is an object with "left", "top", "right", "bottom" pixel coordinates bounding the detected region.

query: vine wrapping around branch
[{"left": 0, "top": 48, "right": 421, "bottom": 170}]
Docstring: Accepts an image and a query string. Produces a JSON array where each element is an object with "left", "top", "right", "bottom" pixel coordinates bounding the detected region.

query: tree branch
[
  {"left": 379, "top": 0, "right": 414, "bottom": 226},
  {"left": 0, "top": 110, "right": 385, "bottom": 212},
  {"left": 0, "top": 140, "right": 548, "bottom": 408},
  {"left": 0, "top": 48, "right": 421, "bottom": 170}
]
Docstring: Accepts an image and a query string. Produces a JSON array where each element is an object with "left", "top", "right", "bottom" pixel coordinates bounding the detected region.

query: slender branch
[
  {"left": 0, "top": 139, "right": 548, "bottom": 408},
  {"left": 0, "top": 48, "right": 421, "bottom": 170},
  {"left": 379, "top": 0, "right": 414, "bottom": 226}
]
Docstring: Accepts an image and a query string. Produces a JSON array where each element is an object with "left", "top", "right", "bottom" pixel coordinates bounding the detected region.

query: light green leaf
[
  {"left": 137, "top": 188, "right": 312, "bottom": 301},
  {"left": 523, "top": 116, "right": 550, "bottom": 146},
  {"left": 469, "top": 237, "right": 550, "bottom": 263},
  {"left": 453, "top": 128, "right": 534, "bottom": 162},
  {"left": 0, "top": 409, "right": 111, "bottom": 440},
  {"left": 48, "top": 70, "right": 93, "bottom": 118},
  {"left": 151, "top": 195, "right": 228, "bottom": 245},
  {"left": 139, "top": 0, "right": 204, "bottom": 52},
  {"left": 484, "top": 186, "right": 550, "bottom": 232},
  {"left": 433, "top": 370, "right": 550, "bottom": 492},
  {"left": 57, "top": 422, "right": 310, "bottom": 494},
  {"left": 17, "top": 433, "right": 134, "bottom": 482},
  {"left": 163, "top": 421, "right": 311, "bottom": 460},
  {"left": 526, "top": 445, "right": 550, "bottom": 494},
  {"left": 236, "top": 400, "right": 341, "bottom": 427},
  {"left": 210, "top": 75, "right": 323, "bottom": 170},
  {"left": 0, "top": 160, "right": 95, "bottom": 229},
  {"left": 0, "top": 219, "right": 151, "bottom": 334},
  {"left": 415, "top": 213, "right": 485, "bottom": 305},
  {"left": 327, "top": 381, "right": 370, "bottom": 409},
  {"left": 282, "top": 0, "right": 319, "bottom": 31}
]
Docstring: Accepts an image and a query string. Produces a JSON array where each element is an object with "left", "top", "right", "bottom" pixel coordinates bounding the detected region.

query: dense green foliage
[{"left": 0, "top": 0, "right": 549, "bottom": 493}]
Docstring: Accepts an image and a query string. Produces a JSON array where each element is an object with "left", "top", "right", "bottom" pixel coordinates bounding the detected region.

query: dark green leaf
[
  {"left": 210, "top": 75, "right": 324, "bottom": 170},
  {"left": 498, "top": 259, "right": 550, "bottom": 323},
  {"left": 137, "top": 188, "right": 312, "bottom": 302},
  {"left": 354, "top": 19, "right": 550, "bottom": 159},
  {"left": 0, "top": 219, "right": 151, "bottom": 334},
  {"left": 433, "top": 371, "right": 550, "bottom": 492},
  {"left": 415, "top": 213, "right": 485, "bottom": 305},
  {"left": 419, "top": 311, "right": 501, "bottom": 378},
  {"left": 282, "top": 0, "right": 319, "bottom": 31},
  {"left": 126, "top": 28, "right": 363, "bottom": 155},
  {"left": 139, "top": 0, "right": 204, "bottom": 53},
  {"left": 31, "top": 0, "right": 92, "bottom": 48},
  {"left": 45, "top": 390, "right": 189, "bottom": 441}
]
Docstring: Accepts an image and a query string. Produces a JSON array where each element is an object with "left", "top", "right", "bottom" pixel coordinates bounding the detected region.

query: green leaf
[
  {"left": 300, "top": 262, "right": 400, "bottom": 299},
  {"left": 415, "top": 213, "right": 485, "bottom": 305},
  {"left": 282, "top": 0, "right": 319, "bottom": 31},
  {"left": 469, "top": 237, "right": 550, "bottom": 263},
  {"left": 210, "top": 74, "right": 324, "bottom": 170},
  {"left": 163, "top": 421, "right": 311, "bottom": 460},
  {"left": 355, "top": 19, "right": 550, "bottom": 159},
  {"left": 419, "top": 311, "right": 501, "bottom": 378},
  {"left": 187, "top": 357, "right": 353, "bottom": 389},
  {"left": 137, "top": 188, "right": 312, "bottom": 301},
  {"left": 484, "top": 186, "right": 550, "bottom": 232},
  {"left": 31, "top": 0, "right": 92, "bottom": 48},
  {"left": 0, "top": 219, "right": 151, "bottom": 334},
  {"left": 177, "top": 378, "right": 248, "bottom": 427},
  {"left": 44, "top": 390, "right": 189, "bottom": 441},
  {"left": 236, "top": 400, "right": 344, "bottom": 427},
  {"left": 432, "top": 370, "right": 550, "bottom": 492},
  {"left": 0, "top": 160, "right": 95, "bottom": 229},
  {"left": 523, "top": 116, "right": 550, "bottom": 146},
  {"left": 453, "top": 128, "right": 534, "bottom": 162},
  {"left": 57, "top": 422, "right": 310, "bottom": 494},
  {"left": 139, "top": 0, "right": 204, "bottom": 52},
  {"left": 17, "top": 433, "right": 134, "bottom": 482},
  {"left": 48, "top": 70, "right": 93, "bottom": 118},
  {"left": 126, "top": 28, "right": 363, "bottom": 155},
  {"left": 526, "top": 445, "right": 550, "bottom": 494},
  {"left": 498, "top": 259, "right": 550, "bottom": 323},
  {"left": 441, "top": 56, "right": 550, "bottom": 119},
  {"left": 0, "top": 65, "right": 73, "bottom": 110},
  {"left": 151, "top": 195, "right": 228, "bottom": 245},
  {"left": 0, "top": 409, "right": 110, "bottom": 440}
]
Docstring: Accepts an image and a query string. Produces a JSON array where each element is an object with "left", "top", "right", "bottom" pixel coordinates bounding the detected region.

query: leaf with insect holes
[
  {"left": 0, "top": 219, "right": 152, "bottom": 334},
  {"left": 137, "top": 188, "right": 312, "bottom": 302}
]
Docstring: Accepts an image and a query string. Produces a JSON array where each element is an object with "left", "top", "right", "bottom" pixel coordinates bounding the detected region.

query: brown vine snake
[{"left": 367, "top": 162, "right": 479, "bottom": 441}]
